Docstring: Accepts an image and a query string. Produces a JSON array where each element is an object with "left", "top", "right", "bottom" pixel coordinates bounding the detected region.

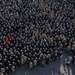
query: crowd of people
[{"left": 0, "top": 0, "right": 75, "bottom": 75}]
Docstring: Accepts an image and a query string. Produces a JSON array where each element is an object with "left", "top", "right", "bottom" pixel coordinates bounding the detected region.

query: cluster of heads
[{"left": 0, "top": 0, "right": 75, "bottom": 75}]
